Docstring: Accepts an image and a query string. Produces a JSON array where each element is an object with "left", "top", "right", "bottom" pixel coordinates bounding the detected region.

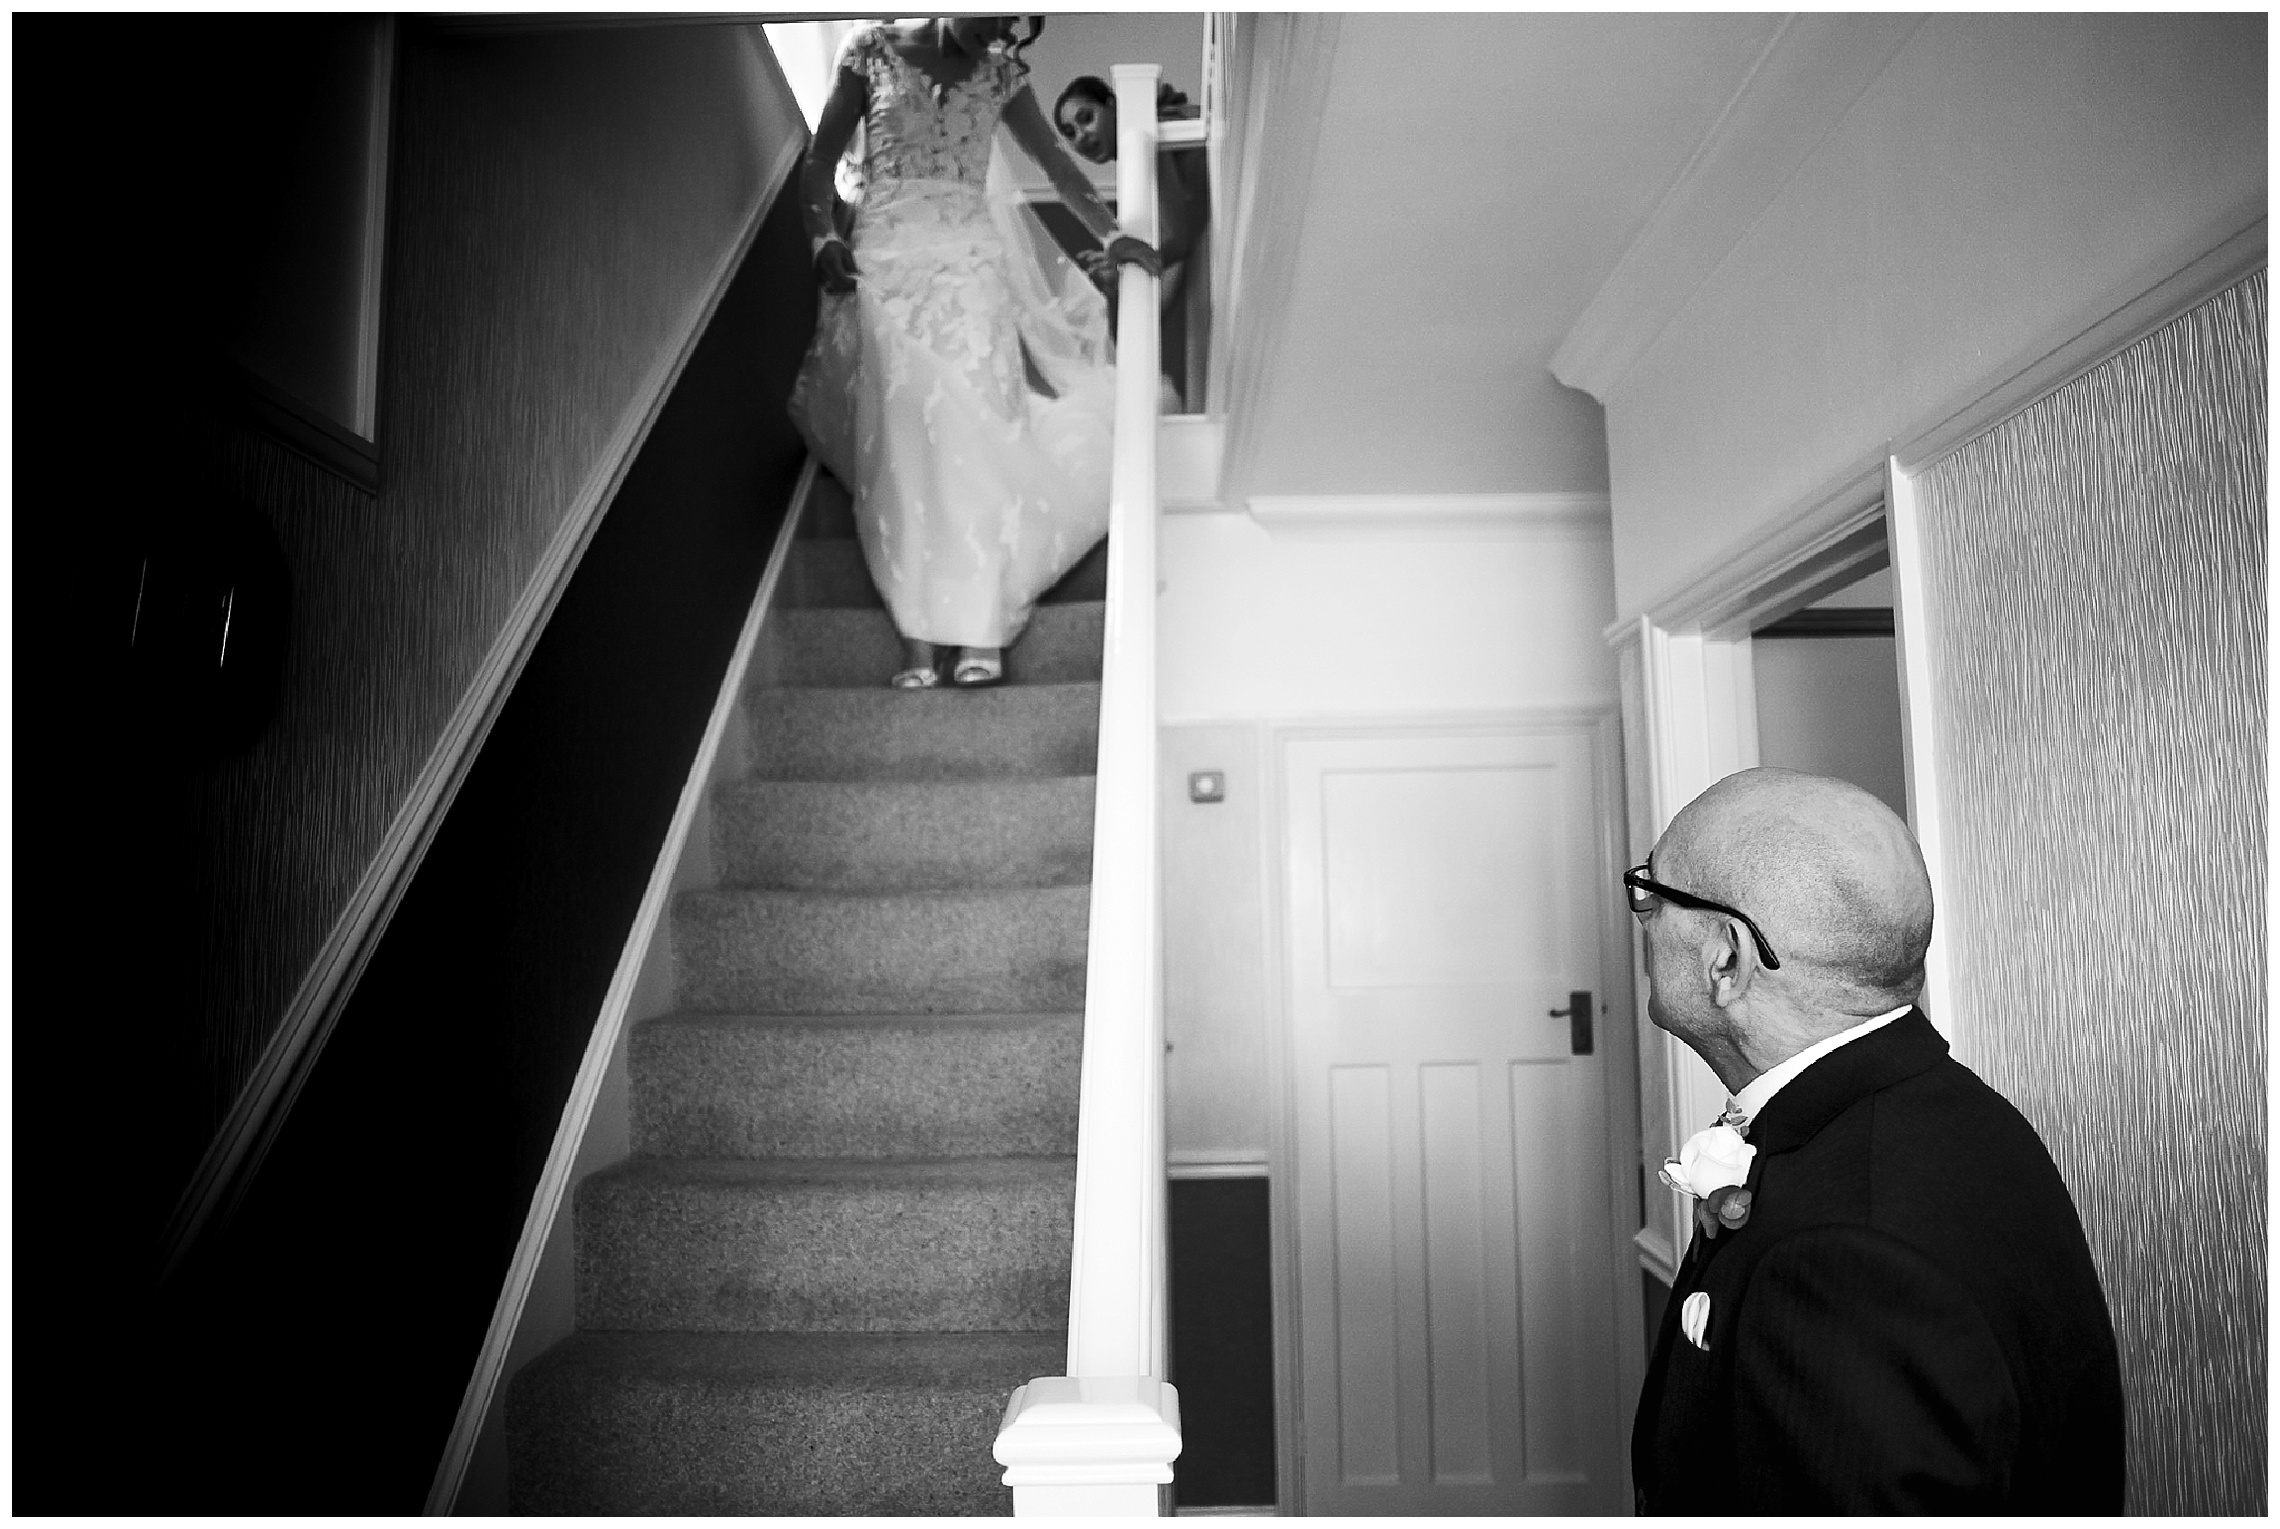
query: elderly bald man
[{"left": 1627, "top": 768, "right": 2123, "bottom": 1514}]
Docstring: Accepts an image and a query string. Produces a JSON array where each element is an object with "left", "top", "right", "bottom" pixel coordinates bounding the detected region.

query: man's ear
[{"left": 1705, "top": 920, "right": 1752, "bottom": 1008}]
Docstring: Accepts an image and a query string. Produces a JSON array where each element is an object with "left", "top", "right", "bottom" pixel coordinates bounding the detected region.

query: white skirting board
[
  {"left": 1167, "top": 1152, "right": 1267, "bottom": 1181},
  {"left": 423, "top": 459, "right": 817, "bottom": 1515},
  {"left": 1173, "top": 1506, "right": 1276, "bottom": 1517}
]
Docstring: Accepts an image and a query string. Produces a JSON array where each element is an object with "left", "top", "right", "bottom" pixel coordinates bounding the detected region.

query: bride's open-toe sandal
[
  {"left": 951, "top": 648, "right": 1004, "bottom": 688},
  {"left": 890, "top": 639, "right": 940, "bottom": 689}
]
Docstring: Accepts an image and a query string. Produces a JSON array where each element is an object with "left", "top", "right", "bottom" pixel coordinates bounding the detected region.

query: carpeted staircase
[{"left": 504, "top": 475, "right": 1105, "bottom": 1514}]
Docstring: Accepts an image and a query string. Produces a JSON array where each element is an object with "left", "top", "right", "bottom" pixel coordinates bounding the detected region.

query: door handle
[{"left": 1549, "top": 990, "right": 1593, "bottom": 1055}]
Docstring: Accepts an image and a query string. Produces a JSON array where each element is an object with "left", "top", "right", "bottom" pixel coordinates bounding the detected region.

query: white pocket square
[{"left": 1680, "top": 1291, "right": 1711, "bottom": 1350}]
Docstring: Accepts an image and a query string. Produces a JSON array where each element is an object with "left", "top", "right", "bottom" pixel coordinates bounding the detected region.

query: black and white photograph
[{"left": 9, "top": 7, "right": 2266, "bottom": 1517}]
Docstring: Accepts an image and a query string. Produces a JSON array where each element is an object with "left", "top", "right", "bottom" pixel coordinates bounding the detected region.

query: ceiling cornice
[
  {"left": 421, "top": 13, "right": 804, "bottom": 35},
  {"left": 1550, "top": 12, "right": 1927, "bottom": 404},
  {"left": 1602, "top": 457, "right": 1887, "bottom": 644},
  {"left": 1245, "top": 492, "right": 1611, "bottom": 538}
]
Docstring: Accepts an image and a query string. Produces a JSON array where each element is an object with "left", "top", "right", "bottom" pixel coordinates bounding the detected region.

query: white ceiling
[{"left": 1243, "top": 12, "right": 1787, "bottom": 497}]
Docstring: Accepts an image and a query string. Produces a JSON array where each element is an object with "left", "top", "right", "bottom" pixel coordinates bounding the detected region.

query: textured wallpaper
[
  {"left": 188, "top": 28, "right": 795, "bottom": 1169},
  {"left": 1914, "top": 272, "right": 2266, "bottom": 1515}
]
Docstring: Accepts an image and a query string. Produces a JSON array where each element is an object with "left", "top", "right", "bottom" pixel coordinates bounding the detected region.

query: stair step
[
  {"left": 508, "top": 459, "right": 1095, "bottom": 1512},
  {"left": 745, "top": 682, "right": 1100, "bottom": 781},
  {"left": 506, "top": 1327, "right": 1062, "bottom": 1515},
  {"left": 673, "top": 884, "right": 1089, "bottom": 1014},
  {"left": 575, "top": 1156, "right": 1075, "bottom": 1332},
  {"left": 784, "top": 536, "right": 1110, "bottom": 610},
  {"left": 712, "top": 776, "right": 1096, "bottom": 890},
  {"left": 631, "top": 1012, "right": 1082, "bottom": 1159},
  {"left": 774, "top": 602, "right": 1104, "bottom": 687}
]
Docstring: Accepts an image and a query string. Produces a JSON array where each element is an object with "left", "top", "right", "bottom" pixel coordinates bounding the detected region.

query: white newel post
[{"left": 993, "top": 62, "right": 1182, "bottom": 1517}]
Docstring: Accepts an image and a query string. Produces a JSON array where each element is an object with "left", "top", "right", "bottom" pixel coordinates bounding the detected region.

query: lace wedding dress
[{"left": 788, "top": 24, "right": 1118, "bottom": 651}]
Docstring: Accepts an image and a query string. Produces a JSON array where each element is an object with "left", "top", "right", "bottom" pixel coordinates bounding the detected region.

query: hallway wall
[
  {"left": 1585, "top": 12, "right": 2265, "bottom": 618},
  {"left": 1156, "top": 507, "right": 1620, "bottom": 1160},
  {"left": 1908, "top": 274, "right": 2266, "bottom": 1514},
  {"left": 19, "top": 18, "right": 803, "bottom": 1232},
  {"left": 197, "top": 21, "right": 800, "bottom": 1195}
]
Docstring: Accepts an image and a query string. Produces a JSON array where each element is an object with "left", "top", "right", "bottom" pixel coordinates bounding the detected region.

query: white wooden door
[{"left": 1283, "top": 724, "right": 1622, "bottom": 1514}]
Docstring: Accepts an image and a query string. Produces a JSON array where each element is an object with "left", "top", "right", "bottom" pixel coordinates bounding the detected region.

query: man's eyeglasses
[{"left": 1623, "top": 863, "right": 1783, "bottom": 970}]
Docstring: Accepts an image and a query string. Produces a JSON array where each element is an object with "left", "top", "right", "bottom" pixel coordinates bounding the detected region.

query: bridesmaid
[{"left": 1052, "top": 74, "right": 1209, "bottom": 407}]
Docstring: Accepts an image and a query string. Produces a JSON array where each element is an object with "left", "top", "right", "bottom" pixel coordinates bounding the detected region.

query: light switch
[{"left": 1188, "top": 770, "right": 1225, "bottom": 804}]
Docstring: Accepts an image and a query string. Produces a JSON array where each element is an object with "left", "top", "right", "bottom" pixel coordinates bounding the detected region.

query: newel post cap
[{"left": 993, "top": 1375, "right": 1183, "bottom": 1487}]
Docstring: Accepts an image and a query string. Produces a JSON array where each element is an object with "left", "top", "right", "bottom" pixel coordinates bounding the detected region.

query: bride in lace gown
[{"left": 788, "top": 17, "right": 1160, "bottom": 688}]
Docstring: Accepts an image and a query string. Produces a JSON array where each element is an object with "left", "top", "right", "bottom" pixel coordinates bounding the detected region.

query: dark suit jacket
[{"left": 1632, "top": 1011, "right": 2124, "bottom": 1513}]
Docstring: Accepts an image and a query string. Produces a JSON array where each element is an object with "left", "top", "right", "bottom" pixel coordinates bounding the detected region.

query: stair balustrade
[{"left": 993, "top": 62, "right": 1183, "bottom": 1516}]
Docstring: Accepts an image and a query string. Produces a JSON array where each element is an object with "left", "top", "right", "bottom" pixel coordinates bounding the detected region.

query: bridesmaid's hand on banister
[
  {"left": 815, "top": 239, "right": 860, "bottom": 295},
  {"left": 1104, "top": 235, "right": 1161, "bottom": 277}
]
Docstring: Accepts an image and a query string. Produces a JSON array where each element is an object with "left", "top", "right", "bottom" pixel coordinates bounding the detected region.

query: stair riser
[
  {"left": 631, "top": 1016, "right": 1081, "bottom": 1158},
  {"left": 775, "top": 604, "right": 1103, "bottom": 686},
  {"left": 674, "top": 887, "right": 1088, "bottom": 1014},
  {"left": 506, "top": 1360, "right": 1033, "bottom": 1515},
  {"left": 576, "top": 1175, "right": 1074, "bottom": 1331},
  {"left": 712, "top": 777, "right": 1096, "bottom": 891},
  {"left": 801, "top": 480, "right": 858, "bottom": 541},
  {"left": 746, "top": 685, "right": 1099, "bottom": 781}
]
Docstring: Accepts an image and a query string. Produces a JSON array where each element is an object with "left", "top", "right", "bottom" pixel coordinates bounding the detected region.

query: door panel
[
  {"left": 1512, "top": 1058, "right": 1587, "bottom": 1484},
  {"left": 1418, "top": 1062, "right": 1491, "bottom": 1486},
  {"left": 1287, "top": 725, "right": 1621, "bottom": 1515},
  {"left": 1328, "top": 1064, "right": 1402, "bottom": 1486}
]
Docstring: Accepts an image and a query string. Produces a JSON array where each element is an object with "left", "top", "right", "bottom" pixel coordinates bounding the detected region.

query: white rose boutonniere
[{"left": 1659, "top": 1122, "right": 1757, "bottom": 1240}]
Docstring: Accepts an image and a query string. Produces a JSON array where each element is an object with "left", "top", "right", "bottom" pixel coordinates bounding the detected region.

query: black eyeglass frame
[{"left": 1623, "top": 863, "right": 1783, "bottom": 971}]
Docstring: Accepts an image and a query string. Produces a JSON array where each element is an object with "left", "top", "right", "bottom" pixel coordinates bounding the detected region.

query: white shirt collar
[{"left": 1731, "top": 1004, "right": 1914, "bottom": 1125}]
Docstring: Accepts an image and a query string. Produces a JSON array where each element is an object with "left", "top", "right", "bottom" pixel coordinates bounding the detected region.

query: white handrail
[{"left": 994, "top": 61, "right": 1182, "bottom": 1517}]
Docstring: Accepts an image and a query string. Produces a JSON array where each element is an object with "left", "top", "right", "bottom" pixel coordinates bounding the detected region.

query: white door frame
[
  {"left": 1259, "top": 708, "right": 1637, "bottom": 1514},
  {"left": 1604, "top": 472, "right": 1894, "bottom": 1277}
]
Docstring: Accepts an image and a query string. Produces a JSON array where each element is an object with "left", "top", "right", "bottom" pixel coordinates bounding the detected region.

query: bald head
[{"left": 1657, "top": 769, "right": 1934, "bottom": 1008}]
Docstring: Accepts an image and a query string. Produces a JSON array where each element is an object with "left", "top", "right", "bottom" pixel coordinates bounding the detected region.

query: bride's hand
[
  {"left": 1104, "top": 235, "right": 1162, "bottom": 278},
  {"left": 815, "top": 239, "right": 860, "bottom": 295}
]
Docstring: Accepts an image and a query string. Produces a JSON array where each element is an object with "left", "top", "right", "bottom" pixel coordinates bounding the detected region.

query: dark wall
[
  {"left": 13, "top": 19, "right": 815, "bottom": 1511},
  {"left": 14, "top": 17, "right": 795, "bottom": 1224},
  {"left": 1169, "top": 1177, "right": 1279, "bottom": 1508},
  {"left": 141, "top": 185, "right": 812, "bottom": 1512}
]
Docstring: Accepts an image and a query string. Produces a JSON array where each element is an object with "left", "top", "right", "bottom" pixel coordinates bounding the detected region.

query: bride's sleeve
[
  {"left": 832, "top": 24, "right": 875, "bottom": 75},
  {"left": 801, "top": 34, "right": 871, "bottom": 252}
]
